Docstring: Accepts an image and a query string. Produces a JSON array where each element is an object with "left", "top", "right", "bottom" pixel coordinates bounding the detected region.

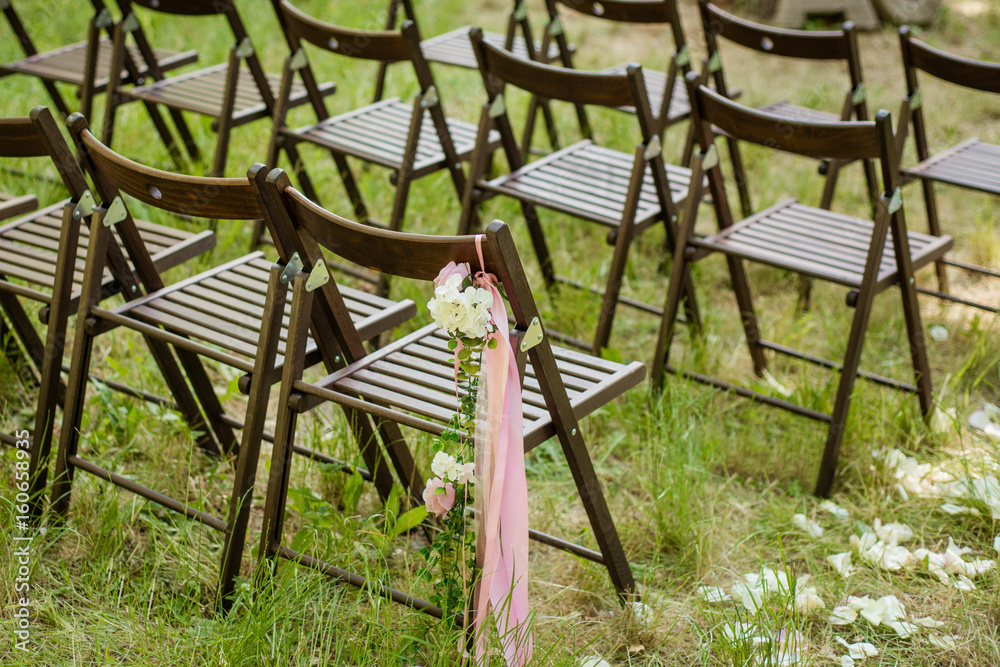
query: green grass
[{"left": 2, "top": 0, "right": 1000, "bottom": 664}]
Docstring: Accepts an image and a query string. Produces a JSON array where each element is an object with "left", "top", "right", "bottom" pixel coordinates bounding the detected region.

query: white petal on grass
[
  {"left": 914, "top": 616, "right": 945, "bottom": 628},
  {"left": 792, "top": 513, "right": 824, "bottom": 538},
  {"left": 858, "top": 595, "right": 906, "bottom": 627},
  {"left": 940, "top": 502, "right": 980, "bottom": 516},
  {"left": 840, "top": 656, "right": 856, "bottom": 667},
  {"left": 762, "top": 370, "right": 793, "bottom": 397},
  {"left": 994, "top": 534, "right": 1000, "bottom": 554},
  {"left": 819, "top": 500, "right": 851, "bottom": 520},
  {"left": 827, "top": 552, "right": 854, "bottom": 578},
  {"left": 731, "top": 582, "right": 764, "bottom": 614},
  {"left": 927, "top": 633, "right": 957, "bottom": 650},
  {"left": 580, "top": 657, "right": 612, "bottom": 667},
  {"left": 850, "top": 531, "right": 878, "bottom": 554},
  {"left": 955, "top": 574, "right": 977, "bottom": 591},
  {"left": 794, "top": 589, "right": 825, "bottom": 614},
  {"left": 929, "top": 324, "right": 949, "bottom": 341},
  {"left": 885, "top": 620, "right": 917, "bottom": 638},
  {"left": 873, "top": 518, "right": 914, "bottom": 544},
  {"left": 835, "top": 637, "right": 879, "bottom": 660},
  {"left": 697, "top": 586, "right": 730, "bottom": 603},
  {"left": 629, "top": 601, "right": 652, "bottom": 625},
  {"left": 931, "top": 406, "right": 957, "bottom": 434},
  {"left": 830, "top": 605, "right": 858, "bottom": 626}
]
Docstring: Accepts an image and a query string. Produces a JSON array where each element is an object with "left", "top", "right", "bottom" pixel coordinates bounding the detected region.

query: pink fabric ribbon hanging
[{"left": 470, "top": 234, "right": 532, "bottom": 665}]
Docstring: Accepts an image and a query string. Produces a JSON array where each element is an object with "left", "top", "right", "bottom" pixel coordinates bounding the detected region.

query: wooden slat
[{"left": 419, "top": 27, "right": 563, "bottom": 69}]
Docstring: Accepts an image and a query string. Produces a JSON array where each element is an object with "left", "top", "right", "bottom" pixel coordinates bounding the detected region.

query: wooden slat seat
[
  {"left": 419, "top": 26, "right": 563, "bottom": 69},
  {"left": 599, "top": 64, "right": 690, "bottom": 123},
  {"left": 111, "top": 253, "right": 414, "bottom": 379},
  {"left": 0, "top": 192, "right": 38, "bottom": 222},
  {"left": 291, "top": 98, "right": 488, "bottom": 176},
  {"left": 696, "top": 199, "right": 953, "bottom": 289},
  {"left": 127, "top": 64, "right": 330, "bottom": 126},
  {"left": 301, "top": 323, "right": 645, "bottom": 450},
  {"left": 901, "top": 138, "right": 1000, "bottom": 196},
  {"left": 1, "top": 37, "right": 197, "bottom": 90},
  {"left": 0, "top": 200, "right": 214, "bottom": 304},
  {"left": 479, "top": 141, "right": 691, "bottom": 232}
]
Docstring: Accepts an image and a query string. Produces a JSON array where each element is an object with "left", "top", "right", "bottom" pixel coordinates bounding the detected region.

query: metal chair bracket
[
  {"left": 517, "top": 316, "right": 544, "bottom": 352},
  {"left": 908, "top": 88, "right": 921, "bottom": 111},
  {"left": 489, "top": 95, "right": 506, "bottom": 119},
  {"left": 512, "top": 1, "right": 528, "bottom": 21},
  {"left": 851, "top": 82, "right": 866, "bottom": 105},
  {"left": 306, "top": 258, "right": 330, "bottom": 292},
  {"left": 103, "top": 196, "right": 128, "bottom": 227},
  {"left": 702, "top": 143, "right": 719, "bottom": 171},
  {"left": 0, "top": 0, "right": 10, "bottom": 11},
  {"left": 122, "top": 12, "right": 139, "bottom": 33},
  {"left": 420, "top": 86, "right": 439, "bottom": 109},
  {"left": 235, "top": 37, "right": 254, "bottom": 59},
  {"left": 888, "top": 187, "right": 902, "bottom": 214},
  {"left": 643, "top": 135, "right": 661, "bottom": 161},
  {"left": 280, "top": 252, "right": 303, "bottom": 284},
  {"left": 73, "top": 190, "right": 96, "bottom": 220},
  {"left": 707, "top": 51, "right": 721, "bottom": 74},
  {"left": 95, "top": 8, "right": 114, "bottom": 29},
  {"left": 289, "top": 48, "right": 308, "bottom": 71},
  {"left": 548, "top": 17, "right": 563, "bottom": 37},
  {"left": 675, "top": 46, "right": 691, "bottom": 68}
]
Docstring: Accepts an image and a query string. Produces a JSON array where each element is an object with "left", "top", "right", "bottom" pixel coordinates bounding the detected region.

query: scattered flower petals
[
  {"left": 835, "top": 637, "right": 879, "bottom": 660},
  {"left": 994, "top": 534, "right": 1000, "bottom": 554},
  {"left": 580, "top": 657, "right": 612, "bottom": 667},
  {"left": 826, "top": 552, "right": 855, "bottom": 578},
  {"left": 819, "top": 500, "right": 851, "bottom": 521},
  {"left": 928, "top": 633, "right": 957, "bottom": 650},
  {"left": 794, "top": 588, "right": 825, "bottom": 615},
  {"left": 857, "top": 595, "right": 905, "bottom": 627},
  {"left": 629, "top": 601, "right": 652, "bottom": 625},
  {"left": 873, "top": 518, "right": 913, "bottom": 544},
  {"left": 697, "top": 586, "right": 730, "bottom": 603},
  {"left": 931, "top": 406, "right": 957, "bottom": 433},
  {"left": 762, "top": 370, "right": 793, "bottom": 397},
  {"left": 968, "top": 405, "right": 1000, "bottom": 441},
  {"left": 914, "top": 616, "right": 944, "bottom": 628},
  {"left": 840, "top": 656, "right": 856, "bottom": 667},
  {"left": 955, "top": 574, "right": 976, "bottom": 591},
  {"left": 885, "top": 620, "right": 917, "bottom": 638},
  {"left": 928, "top": 324, "right": 949, "bottom": 342},
  {"left": 731, "top": 581, "right": 764, "bottom": 613},
  {"left": 829, "top": 605, "right": 858, "bottom": 626},
  {"left": 792, "top": 513, "right": 824, "bottom": 538},
  {"left": 940, "top": 502, "right": 980, "bottom": 516}
]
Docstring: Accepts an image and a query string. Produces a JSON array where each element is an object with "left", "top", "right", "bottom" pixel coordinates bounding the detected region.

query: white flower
[
  {"left": 697, "top": 586, "right": 730, "bottom": 603},
  {"left": 819, "top": 500, "right": 850, "bottom": 521},
  {"left": 431, "top": 451, "right": 458, "bottom": 478},
  {"left": 430, "top": 451, "right": 476, "bottom": 485},
  {"left": 792, "top": 513, "right": 823, "bottom": 538},
  {"left": 827, "top": 552, "right": 854, "bottom": 578},
  {"left": 427, "top": 276, "right": 494, "bottom": 339}
]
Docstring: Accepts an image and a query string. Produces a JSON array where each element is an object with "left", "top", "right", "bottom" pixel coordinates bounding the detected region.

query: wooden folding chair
[
  {"left": 259, "top": 2, "right": 492, "bottom": 262},
  {"left": 0, "top": 108, "right": 215, "bottom": 523},
  {"left": 375, "top": 0, "right": 571, "bottom": 155},
  {"left": 458, "top": 28, "right": 698, "bottom": 355},
  {"left": 48, "top": 118, "right": 415, "bottom": 608},
  {"left": 654, "top": 73, "right": 953, "bottom": 497},
  {"left": 698, "top": 1, "right": 879, "bottom": 217},
  {"left": 897, "top": 26, "right": 1000, "bottom": 312},
  {"left": 251, "top": 165, "right": 645, "bottom": 619},
  {"left": 539, "top": 0, "right": 692, "bottom": 140},
  {"left": 102, "top": 0, "right": 332, "bottom": 177}
]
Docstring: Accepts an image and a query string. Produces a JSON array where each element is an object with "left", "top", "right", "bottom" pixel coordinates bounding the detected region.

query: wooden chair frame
[
  {"left": 0, "top": 107, "right": 215, "bottom": 524},
  {"left": 896, "top": 26, "right": 1000, "bottom": 313},
  {"left": 103, "top": 0, "right": 331, "bottom": 177},
  {"left": 260, "top": 1, "right": 486, "bottom": 270},
  {"left": 655, "top": 73, "right": 953, "bottom": 497},
  {"left": 458, "top": 27, "right": 699, "bottom": 355},
  {"left": 251, "top": 165, "right": 644, "bottom": 621},
  {"left": 0, "top": 0, "right": 197, "bottom": 122},
  {"left": 698, "top": 1, "right": 879, "bottom": 217},
  {"left": 49, "top": 118, "right": 415, "bottom": 609}
]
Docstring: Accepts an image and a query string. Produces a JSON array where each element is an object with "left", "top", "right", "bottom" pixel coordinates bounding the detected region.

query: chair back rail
[
  {"left": 125, "top": 0, "right": 227, "bottom": 16},
  {"left": 473, "top": 30, "right": 643, "bottom": 110},
  {"left": 900, "top": 27, "right": 1000, "bottom": 94},
  {"left": 699, "top": 1, "right": 851, "bottom": 60},
  {"left": 279, "top": 0, "right": 415, "bottom": 63},
  {"left": 551, "top": 0, "right": 680, "bottom": 25}
]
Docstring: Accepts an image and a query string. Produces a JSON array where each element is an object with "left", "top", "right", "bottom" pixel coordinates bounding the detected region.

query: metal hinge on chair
[
  {"left": 235, "top": 37, "right": 254, "bottom": 59},
  {"left": 306, "top": 258, "right": 329, "bottom": 292},
  {"left": 908, "top": 88, "right": 921, "bottom": 111},
  {"left": 643, "top": 135, "right": 661, "bottom": 161},
  {"left": 72, "top": 190, "right": 96, "bottom": 220},
  {"left": 851, "top": 83, "right": 866, "bottom": 105},
  {"left": 95, "top": 8, "right": 113, "bottom": 29},
  {"left": 103, "top": 196, "right": 128, "bottom": 227},
  {"left": 280, "top": 252, "right": 303, "bottom": 284},
  {"left": 888, "top": 187, "right": 902, "bottom": 214},
  {"left": 548, "top": 17, "right": 563, "bottom": 37},
  {"left": 674, "top": 46, "right": 690, "bottom": 68},
  {"left": 707, "top": 51, "right": 722, "bottom": 74},
  {"left": 121, "top": 12, "right": 139, "bottom": 33},
  {"left": 517, "top": 316, "right": 544, "bottom": 352},
  {"left": 420, "top": 85, "right": 439, "bottom": 109},
  {"left": 489, "top": 95, "right": 506, "bottom": 118},
  {"left": 701, "top": 143, "right": 719, "bottom": 170},
  {"left": 289, "top": 48, "right": 308, "bottom": 71},
  {"left": 0, "top": 0, "right": 10, "bottom": 11},
  {"left": 512, "top": 1, "right": 528, "bottom": 21}
]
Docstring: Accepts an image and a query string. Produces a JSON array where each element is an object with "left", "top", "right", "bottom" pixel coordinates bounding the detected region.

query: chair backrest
[
  {"left": 0, "top": 108, "right": 91, "bottom": 200},
  {"left": 683, "top": 72, "right": 896, "bottom": 229},
  {"left": 276, "top": 0, "right": 434, "bottom": 90},
  {"left": 699, "top": 1, "right": 865, "bottom": 113},
  {"left": 547, "top": 0, "right": 687, "bottom": 51}
]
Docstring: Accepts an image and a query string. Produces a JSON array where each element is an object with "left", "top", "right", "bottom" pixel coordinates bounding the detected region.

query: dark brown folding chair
[
  {"left": 251, "top": 165, "right": 645, "bottom": 619},
  {"left": 259, "top": 2, "right": 492, "bottom": 260},
  {"left": 654, "top": 73, "right": 953, "bottom": 497},
  {"left": 48, "top": 117, "right": 415, "bottom": 608},
  {"left": 540, "top": 0, "right": 692, "bottom": 140},
  {"left": 459, "top": 28, "right": 698, "bottom": 355},
  {"left": 102, "top": 0, "right": 332, "bottom": 177},
  {"left": 0, "top": 0, "right": 197, "bottom": 123},
  {"left": 897, "top": 26, "right": 1000, "bottom": 312},
  {"left": 698, "top": 1, "right": 879, "bottom": 217},
  {"left": 0, "top": 108, "right": 216, "bottom": 526}
]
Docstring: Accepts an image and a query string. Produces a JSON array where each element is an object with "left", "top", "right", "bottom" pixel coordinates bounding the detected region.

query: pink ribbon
[{"left": 471, "top": 234, "right": 532, "bottom": 665}]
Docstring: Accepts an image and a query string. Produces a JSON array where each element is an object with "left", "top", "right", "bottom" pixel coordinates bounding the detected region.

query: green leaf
[{"left": 391, "top": 506, "right": 428, "bottom": 539}]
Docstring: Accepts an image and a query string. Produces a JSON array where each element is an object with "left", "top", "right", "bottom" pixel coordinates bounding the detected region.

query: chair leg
[
  {"left": 899, "top": 269, "right": 934, "bottom": 417},
  {"left": 0, "top": 313, "right": 36, "bottom": 388},
  {"left": 519, "top": 201, "right": 556, "bottom": 287},
  {"left": 593, "top": 218, "right": 635, "bottom": 354},
  {"left": 0, "top": 291, "right": 45, "bottom": 387},
  {"left": 920, "top": 179, "right": 949, "bottom": 293},
  {"left": 814, "top": 287, "right": 878, "bottom": 498},
  {"left": 725, "top": 136, "right": 753, "bottom": 218}
]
